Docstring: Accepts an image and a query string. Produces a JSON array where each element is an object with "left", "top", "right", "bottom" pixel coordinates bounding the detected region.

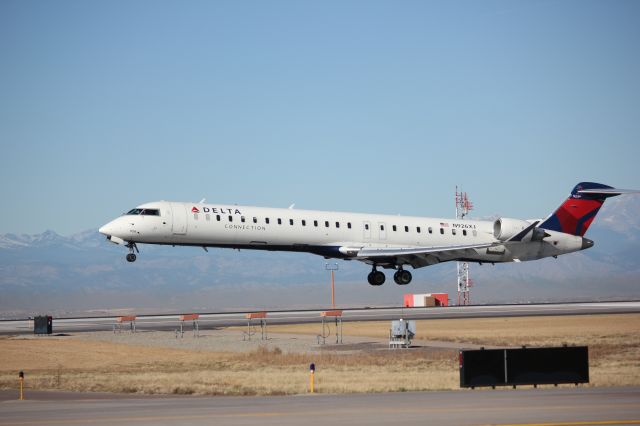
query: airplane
[{"left": 98, "top": 182, "right": 638, "bottom": 286}]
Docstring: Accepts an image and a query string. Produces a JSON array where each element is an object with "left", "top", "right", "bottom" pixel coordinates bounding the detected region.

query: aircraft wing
[{"left": 353, "top": 242, "right": 496, "bottom": 269}]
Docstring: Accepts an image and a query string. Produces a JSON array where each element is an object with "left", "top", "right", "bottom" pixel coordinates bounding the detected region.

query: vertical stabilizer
[{"left": 539, "top": 182, "right": 619, "bottom": 236}]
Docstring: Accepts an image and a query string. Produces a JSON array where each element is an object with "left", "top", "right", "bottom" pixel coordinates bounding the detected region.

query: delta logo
[
  {"left": 191, "top": 206, "right": 243, "bottom": 214},
  {"left": 572, "top": 185, "right": 583, "bottom": 199}
]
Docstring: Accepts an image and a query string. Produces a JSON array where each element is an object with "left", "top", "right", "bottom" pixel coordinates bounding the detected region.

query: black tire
[
  {"left": 398, "top": 270, "right": 412, "bottom": 285},
  {"left": 126, "top": 253, "right": 137, "bottom": 262},
  {"left": 373, "top": 271, "right": 385, "bottom": 286}
]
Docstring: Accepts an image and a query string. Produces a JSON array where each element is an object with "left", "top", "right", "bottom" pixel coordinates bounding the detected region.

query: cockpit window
[{"left": 126, "top": 208, "right": 160, "bottom": 216}]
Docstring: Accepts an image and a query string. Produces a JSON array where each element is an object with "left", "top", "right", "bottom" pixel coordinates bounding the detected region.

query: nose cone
[
  {"left": 581, "top": 237, "right": 594, "bottom": 250},
  {"left": 99, "top": 221, "right": 116, "bottom": 236}
]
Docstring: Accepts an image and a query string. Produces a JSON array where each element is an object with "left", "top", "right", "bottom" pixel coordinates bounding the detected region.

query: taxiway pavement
[{"left": 1, "top": 387, "right": 639, "bottom": 426}]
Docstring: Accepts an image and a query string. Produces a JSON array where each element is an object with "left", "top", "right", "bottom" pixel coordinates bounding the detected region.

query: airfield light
[{"left": 18, "top": 371, "right": 24, "bottom": 400}]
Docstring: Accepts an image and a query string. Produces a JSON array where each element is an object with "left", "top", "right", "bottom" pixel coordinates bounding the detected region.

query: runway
[
  {"left": 1, "top": 301, "right": 639, "bottom": 335},
  {"left": 1, "top": 387, "right": 639, "bottom": 425}
]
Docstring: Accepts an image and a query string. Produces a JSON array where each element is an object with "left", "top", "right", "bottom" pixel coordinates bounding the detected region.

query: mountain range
[{"left": 1, "top": 196, "right": 639, "bottom": 318}]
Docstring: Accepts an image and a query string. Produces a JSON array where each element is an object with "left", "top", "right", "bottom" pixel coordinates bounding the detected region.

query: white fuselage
[{"left": 99, "top": 200, "right": 587, "bottom": 268}]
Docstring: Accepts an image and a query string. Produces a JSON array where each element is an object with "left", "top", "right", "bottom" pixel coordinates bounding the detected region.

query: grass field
[{"left": 1, "top": 314, "right": 638, "bottom": 396}]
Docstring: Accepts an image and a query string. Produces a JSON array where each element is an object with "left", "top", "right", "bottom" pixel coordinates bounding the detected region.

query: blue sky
[{"left": 1, "top": 0, "right": 639, "bottom": 235}]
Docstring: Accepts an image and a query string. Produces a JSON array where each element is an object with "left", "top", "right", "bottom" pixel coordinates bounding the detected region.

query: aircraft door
[
  {"left": 363, "top": 221, "right": 371, "bottom": 240},
  {"left": 170, "top": 203, "right": 188, "bottom": 235},
  {"left": 378, "top": 222, "right": 387, "bottom": 240}
]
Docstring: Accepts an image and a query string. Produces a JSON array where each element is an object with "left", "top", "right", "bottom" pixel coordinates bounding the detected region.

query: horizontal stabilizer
[{"left": 578, "top": 188, "right": 640, "bottom": 196}]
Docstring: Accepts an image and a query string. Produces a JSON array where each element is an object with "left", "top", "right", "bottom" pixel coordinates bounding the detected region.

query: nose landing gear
[{"left": 126, "top": 242, "right": 139, "bottom": 263}]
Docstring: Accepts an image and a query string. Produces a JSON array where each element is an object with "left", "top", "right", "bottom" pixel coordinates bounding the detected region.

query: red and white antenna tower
[{"left": 455, "top": 186, "right": 474, "bottom": 305}]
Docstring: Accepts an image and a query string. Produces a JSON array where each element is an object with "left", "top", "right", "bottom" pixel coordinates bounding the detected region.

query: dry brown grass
[
  {"left": 0, "top": 339, "right": 455, "bottom": 395},
  {"left": 1, "top": 314, "right": 638, "bottom": 395},
  {"left": 265, "top": 314, "right": 640, "bottom": 346},
  {"left": 265, "top": 314, "right": 640, "bottom": 388}
]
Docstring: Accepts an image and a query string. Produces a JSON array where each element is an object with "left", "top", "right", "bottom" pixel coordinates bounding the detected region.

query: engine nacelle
[{"left": 493, "top": 218, "right": 535, "bottom": 241}]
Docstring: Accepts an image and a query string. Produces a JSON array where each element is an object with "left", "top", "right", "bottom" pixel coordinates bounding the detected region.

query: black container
[
  {"left": 34, "top": 316, "right": 53, "bottom": 334},
  {"left": 460, "top": 346, "right": 588, "bottom": 388}
]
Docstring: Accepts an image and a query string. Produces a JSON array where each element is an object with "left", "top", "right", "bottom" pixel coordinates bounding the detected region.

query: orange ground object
[
  {"left": 117, "top": 315, "right": 136, "bottom": 322},
  {"left": 403, "top": 293, "right": 449, "bottom": 307},
  {"left": 430, "top": 293, "right": 449, "bottom": 306},
  {"left": 179, "top": 314, "right": 200, "bottom": 321},
  {"left": 403, "top": 294, "right": 414, "bottom": 307},
  {"left": 245, "top": 312, "right": 267, "bottom": 319},
  {"left": 321, "top": 310, "right": 343, "bottom": 317}
]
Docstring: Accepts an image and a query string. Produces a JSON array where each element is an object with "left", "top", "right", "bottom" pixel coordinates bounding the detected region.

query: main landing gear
[
  {"left": 367, "top": 267, "right": 386, "bottom": 286},
  {"left": 126, "top": 242, "right": 139, "bottom": 263},
  {"left": 393, "top": 268, "right": 412, "bottom": 285},
  {"left": 368, "top": 266, "right": 413, "bottom": 286}
]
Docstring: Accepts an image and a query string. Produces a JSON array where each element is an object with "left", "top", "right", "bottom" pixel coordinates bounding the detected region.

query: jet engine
[{"left": 493, "top": 218, "right": 546, "bottom": 242}]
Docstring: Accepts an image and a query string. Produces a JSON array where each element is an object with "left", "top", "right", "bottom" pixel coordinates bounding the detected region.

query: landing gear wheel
[
  {"left": 125, "top": 242, "right": 139, "bottom": 263},
  {"left": 367, "top": 271, "right": 385, "bottom": 286},
  {"left": 393, "top": 269, "right": 412, "bottom": 285}
]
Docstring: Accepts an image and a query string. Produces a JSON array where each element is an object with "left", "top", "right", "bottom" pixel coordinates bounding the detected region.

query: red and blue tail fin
[{"left": 539, "top": 182, "right": 622, "bottom": 236}]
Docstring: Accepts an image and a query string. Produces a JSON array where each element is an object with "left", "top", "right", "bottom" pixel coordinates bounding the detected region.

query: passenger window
[
  {"left": 266, "top": 218, "right": 270, "bottom": 224},
  {"left": 278, "top": 218, "right": 282, "bottom": 225},
  {"left": 404, "top": 226, "right": 409, "bottom": 232},
  {"left": 452, "top": 229, "right": 457, "bottom": 235},
  {"left": 392, "top": 225, "right": 397, "bottom": 232},
  {"left": 253, "top": 217, "right": 258, "bottom": 223},
  {"left": 463, "top": 229, "right": 467, "bottom": 236},
  {"left": 417, "top": 227, "right": 421, "bottom": 233},
  {"left": 347, "top": 222, "right": 351, "bottom": 229},
  {"left": 428, "top": 227, "right": 433, "bottom": 234},
  {"left": 241, "top": 216, "right": 246, "bottom": 223},
  {"left": 365, "top": 224, "right": 369, "bottom": 230},
  {"left": 302, "top": 220, "right": 306, "bottom": 226},
  {"left": 380, "top": 224, "right": 384, "bottom": 231},
  {"left": 314, "top": 220, "right": 318, "bottom": 227},
  {"left": 289, "top": 219, "right": 294, "bottom": 225},
  {"left": 216, "top": 215, "right": 221, "bottom": 221},
  {"left": 228, "top": 216, "right": 233, "bottom": 222},
  {"left": 325, "top": 221, "right": 329, "bottom": 228},
  {"left": 440, "top": 228, "right": 444, "bottom": 234}
]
